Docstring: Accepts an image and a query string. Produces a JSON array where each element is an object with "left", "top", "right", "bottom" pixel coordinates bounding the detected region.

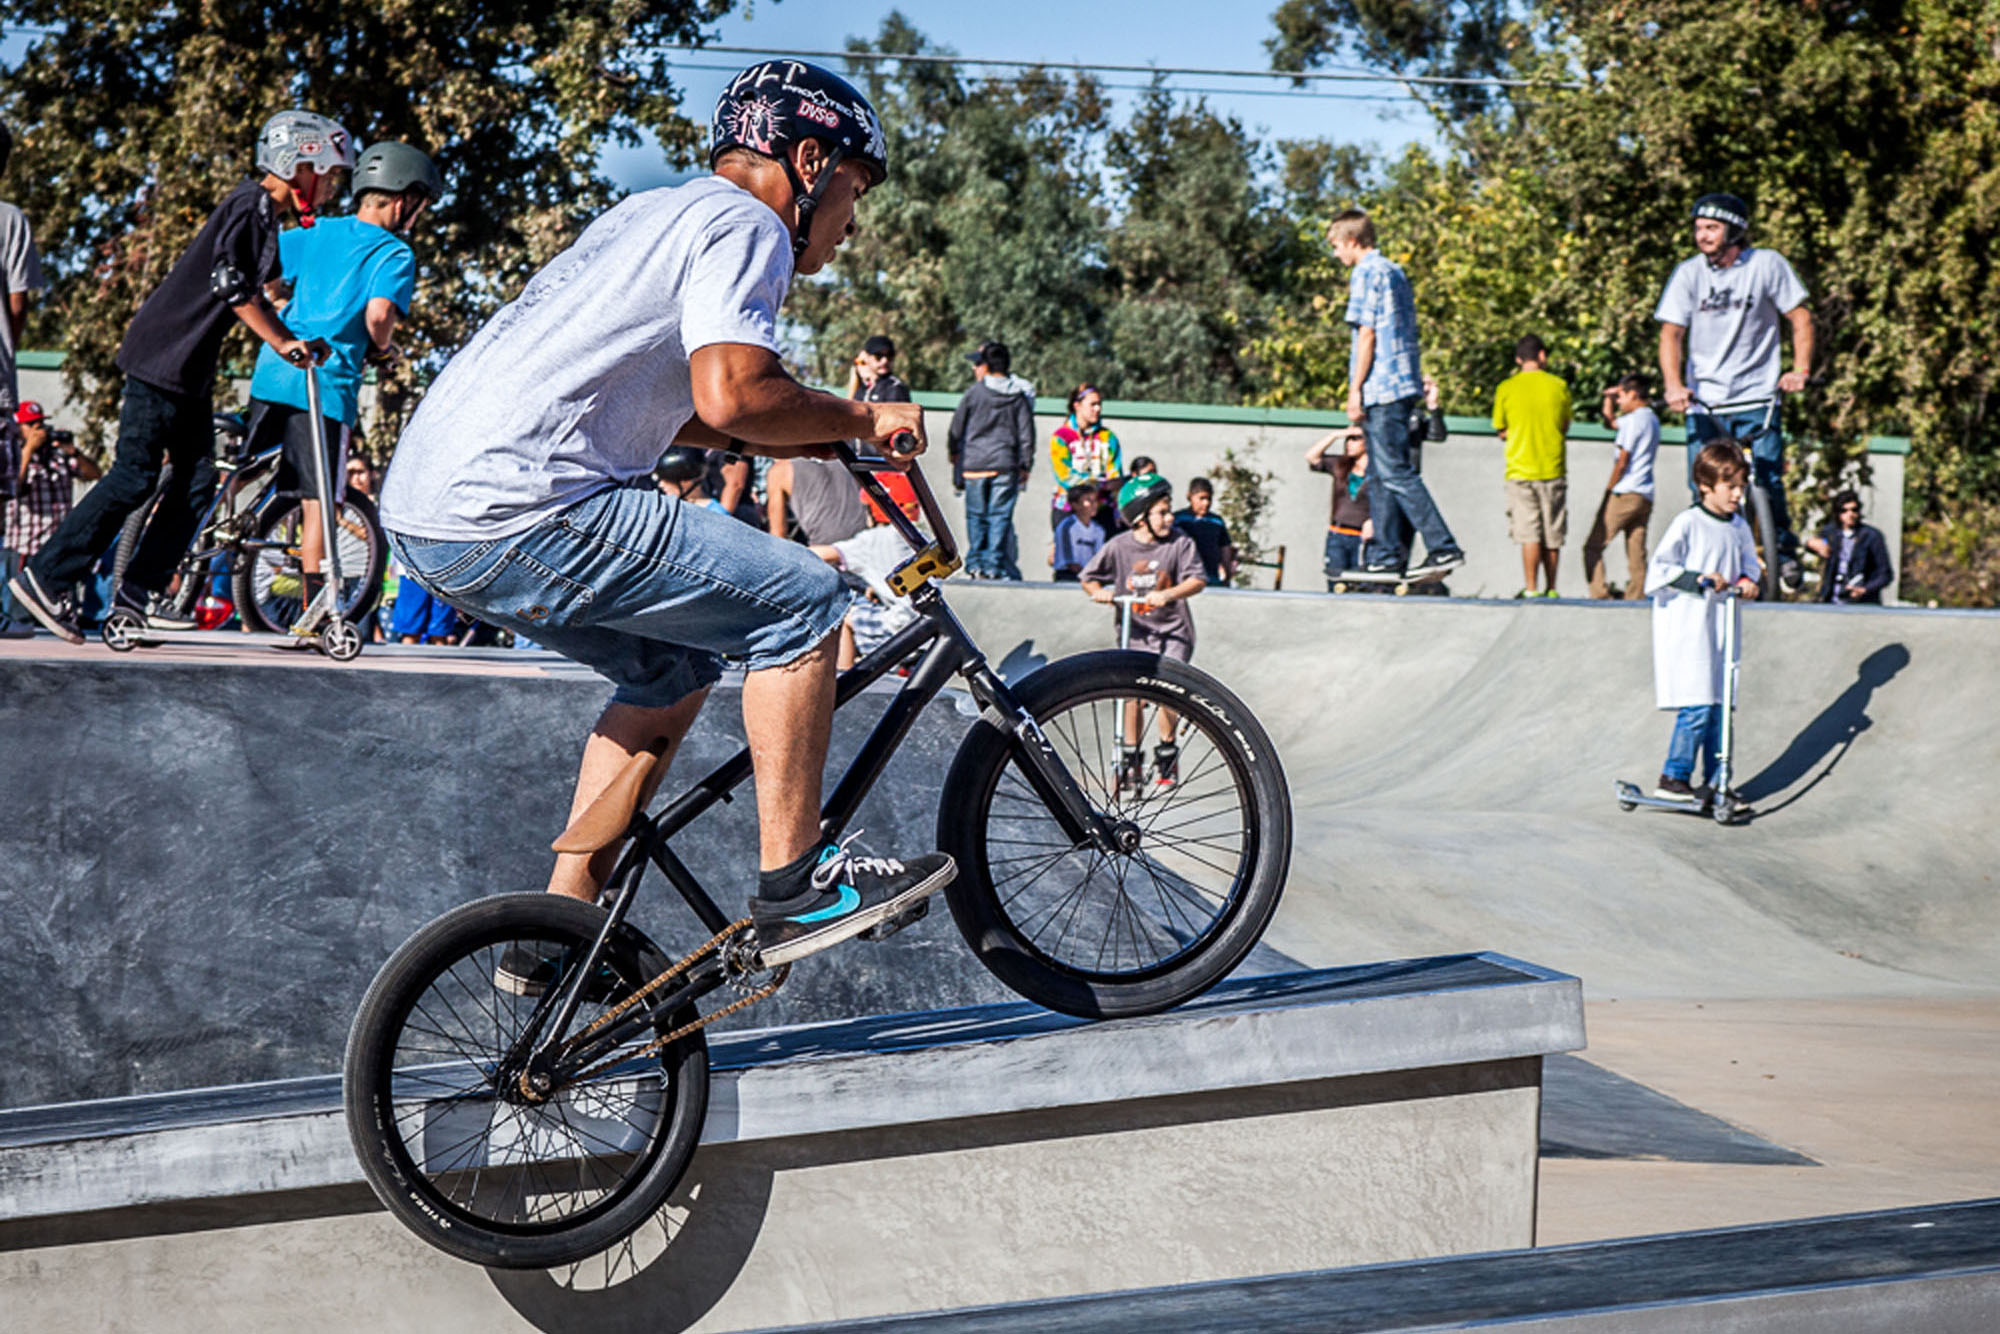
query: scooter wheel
[
  {"left": 1711, "top": 799, "right": 1738, "bottom": 826},
  {"left": 100, "top": 608, "right": 147, "bottom": 652},
  {"left": 318, "top": 618, "right": 363, "bottom": 662},
  {"left": 1617, "top": 799, "right": 1636, "bottom": 813}
]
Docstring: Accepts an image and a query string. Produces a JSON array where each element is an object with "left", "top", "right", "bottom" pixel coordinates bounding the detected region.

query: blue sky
[{"left": 604, "top": 0, "right": 1438, "bottom": 190}]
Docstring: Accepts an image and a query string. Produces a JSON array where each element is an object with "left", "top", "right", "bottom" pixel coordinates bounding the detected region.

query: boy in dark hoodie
[{"left": 947, "top": 338, "right": 1035, "bottom": 579}]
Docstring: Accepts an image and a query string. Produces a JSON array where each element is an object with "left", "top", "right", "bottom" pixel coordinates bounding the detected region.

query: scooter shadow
[{"left": 1736, "top": 642, "right": 1910, "bottom": 820}]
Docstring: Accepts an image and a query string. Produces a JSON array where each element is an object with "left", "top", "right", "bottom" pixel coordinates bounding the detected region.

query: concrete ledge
[
  {"left": 0, "top": 955, "right": 1581, "bottom": 1222},
  {"left": 752, "top": 1198, "right": 2000, "bottom": 1333}
]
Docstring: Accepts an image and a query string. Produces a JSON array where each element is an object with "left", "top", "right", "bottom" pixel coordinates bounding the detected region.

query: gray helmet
[
  {"left": 354, "top": 142, "right": 442, "bottom": 202},
  {"left": 255, "top": 110, "right": 355, "bottom": 181}
]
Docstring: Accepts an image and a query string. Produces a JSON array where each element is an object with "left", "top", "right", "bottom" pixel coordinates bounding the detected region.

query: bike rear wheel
[
  {"left": 1746, "top": 481, "right": 1782, "bottom": 601},
  {"left": 940, "top": 651, "right": 1291, "bottom": 1019},
  {"left": 235, "top": 490, "right": 386, "bottom": 632},
  {"left": 343, "top": 893, "right": 709, "bottom": 1269}
]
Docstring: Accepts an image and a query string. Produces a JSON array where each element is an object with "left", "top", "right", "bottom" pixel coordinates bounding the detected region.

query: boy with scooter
[
  {"left": 1079, "top": 474, "right": 1207, "bottom": 793},
  {"left": 1639, "top": 441, "right": 1761, "bottom": 816}
]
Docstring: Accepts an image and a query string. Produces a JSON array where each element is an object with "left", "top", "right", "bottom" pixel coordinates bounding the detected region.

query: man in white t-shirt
[
  {"left": 1583, "top": 373, "right": 1661, "bottom": 599},
  {"left": 378, "top": 62, "right": 954, "bottom": 972},
  {"left": 1654, "top": 191, "right": 1813, "bottom": 589}
]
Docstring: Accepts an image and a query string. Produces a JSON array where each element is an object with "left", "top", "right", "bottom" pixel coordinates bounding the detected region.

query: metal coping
[{"left": 746, "top": 1197, "right": 2000, "bottom": 1333}]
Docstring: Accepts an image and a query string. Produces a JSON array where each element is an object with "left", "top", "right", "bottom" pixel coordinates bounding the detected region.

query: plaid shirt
[
  {"left": 1345, "top": 249, "right": 1424, "bottom": 407},
  {"left": 3, "top": 439, "right": 81, "bottom": 559}
]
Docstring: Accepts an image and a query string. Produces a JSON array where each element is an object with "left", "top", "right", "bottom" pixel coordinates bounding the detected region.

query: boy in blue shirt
[
  {"left": 1051, "top": 481, "right": 1107, "bottom": 581},
  {"left": 246, "top": 142, "right": 438, "bottom": 617}
]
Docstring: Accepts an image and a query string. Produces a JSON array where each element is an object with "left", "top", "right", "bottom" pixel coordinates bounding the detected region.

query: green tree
[
  {"left": 1262, "top": 0, "right": 2000, "bottom": 575},
  {"left": 1100, "top": 84, "right": 1301, "bottom": 403},
  {"left": 787, "top": 13, "right": 1112, "bottom": 397},
  {"left": 0, "top": 0, "right": 733, "bottom": 448}
]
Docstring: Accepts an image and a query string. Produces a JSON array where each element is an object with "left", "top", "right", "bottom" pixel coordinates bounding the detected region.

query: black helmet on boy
[
  {"left": 1118, "top": 474, "right": 1173, "bottom": 526},
  {"left": 354, "top": 142, "right": 443, "bottom": 204},
  {"left": 654, "top": 446, "right": 708, "bottom": 485},
  {"left": 710, "top": 61, "right": 888, "bottom": 261},
  {"left": 1690, "top": 192, "right": 1750, "bottom": 248}
]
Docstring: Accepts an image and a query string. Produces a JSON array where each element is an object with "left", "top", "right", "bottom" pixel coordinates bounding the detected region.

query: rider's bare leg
[
  {"left": 300, "top": 499, "right": 325, "bottom": 576},
  {"left": 742, "top": 629, "right": 839, "bottom": 870},
  {"left": 548, "top": 690, "right": 711, "bottom": 901}
]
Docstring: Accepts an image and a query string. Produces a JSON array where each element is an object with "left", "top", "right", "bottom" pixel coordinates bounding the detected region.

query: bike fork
[{"left": 961, "top": 659, "right": 1127, "bottom": 855}]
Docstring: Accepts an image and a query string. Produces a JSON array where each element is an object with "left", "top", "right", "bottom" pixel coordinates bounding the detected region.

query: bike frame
[{"left": 514, "top": 443, "right": 1125, "bottom": 1084}]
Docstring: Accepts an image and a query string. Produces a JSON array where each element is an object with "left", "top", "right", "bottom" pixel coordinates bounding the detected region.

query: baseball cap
[
  {"left": 13, "top": 400, "right": 45, "bottom": 425},
  {"left": 863, "top": 335, "right": 896, "bottom": 358},
  {"left": 966, "top": 340, "right": 1009, "bottom": 366}
]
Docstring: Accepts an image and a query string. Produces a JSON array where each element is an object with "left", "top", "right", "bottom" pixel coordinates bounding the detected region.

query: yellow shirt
[{"left": 1492, "top": 368, "right": 1572, "bottom": 481}]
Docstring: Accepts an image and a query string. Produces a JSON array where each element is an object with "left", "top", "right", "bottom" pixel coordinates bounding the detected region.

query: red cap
[
  {"left": 864, "top": 472, "right": 921, "bottom": 525},
  {"left": 13, "top": 401, "right": 45, "bottom": 425}
]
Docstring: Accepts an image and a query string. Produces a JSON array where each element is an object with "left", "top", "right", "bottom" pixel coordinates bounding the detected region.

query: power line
[
  {"left": 671, "top": 43, "right": 1581, "bottom": 91},
  {"left": 661, "top": 58, "right": 1432, "bottom": 104}
]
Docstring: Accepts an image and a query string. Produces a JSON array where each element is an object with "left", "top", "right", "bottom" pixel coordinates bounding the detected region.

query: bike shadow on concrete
[{"left": 1736, "top": 642, "right": 1910, "bottom": 820}]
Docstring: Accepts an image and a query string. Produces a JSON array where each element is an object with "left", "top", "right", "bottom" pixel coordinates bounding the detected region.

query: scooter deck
[
  {"left": 1614, "top": 778, "right": 1749, "bottom": 824},
  {"left": 100, "top": 614, "right": 363, "bottom": 662}
]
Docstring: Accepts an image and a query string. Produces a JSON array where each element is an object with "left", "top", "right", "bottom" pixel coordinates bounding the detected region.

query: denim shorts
[{"left": 388, "top": 485, "right": 848, "bottom": 709}]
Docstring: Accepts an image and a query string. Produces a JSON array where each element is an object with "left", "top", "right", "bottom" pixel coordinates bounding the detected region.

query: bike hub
[{"left": 1112, "top": 820, "right": 1143, "bottom": 854}]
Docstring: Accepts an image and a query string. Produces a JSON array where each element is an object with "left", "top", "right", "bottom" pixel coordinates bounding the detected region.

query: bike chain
[{"left": 555, "top": 919, "right": 788, "bottom": 1090}]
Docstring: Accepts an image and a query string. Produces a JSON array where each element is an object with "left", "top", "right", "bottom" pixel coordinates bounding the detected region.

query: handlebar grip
[{"left": 888, "top": 430, "right": 919, "bottom": 457}]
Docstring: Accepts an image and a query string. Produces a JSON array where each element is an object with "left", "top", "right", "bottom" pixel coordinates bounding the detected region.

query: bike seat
[{"left": 551, "top": 746, "right": 662, "bottom": 854}]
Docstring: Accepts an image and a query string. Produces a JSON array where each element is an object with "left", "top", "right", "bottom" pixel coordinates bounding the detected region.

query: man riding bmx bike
[{"left": 376, "top": 61, "right": 952, "bottom": 974}]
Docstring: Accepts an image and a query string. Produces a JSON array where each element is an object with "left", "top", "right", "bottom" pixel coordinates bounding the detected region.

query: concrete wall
[
  {"left": 906, "top": 400, "right": 1907, "bottom": 603},
  {"left": 0, "top": 1060, "right": 1544, "bottom": 1333}
]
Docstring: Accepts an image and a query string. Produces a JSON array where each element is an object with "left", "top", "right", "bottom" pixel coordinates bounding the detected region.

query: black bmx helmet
[
  {"left": 710, "top": 60, "right": 888, "bottom": 261},
  {"left": 655, "top": 446, "right": 708, "bottom": 485},
  {"left": 1691, "top": 192, "right": 1751, "bottom": 248}
]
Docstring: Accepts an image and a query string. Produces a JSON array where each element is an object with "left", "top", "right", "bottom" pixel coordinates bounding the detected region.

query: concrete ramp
[{"left": 953, "top": 586, "right": 2000, "bottom": 1000}]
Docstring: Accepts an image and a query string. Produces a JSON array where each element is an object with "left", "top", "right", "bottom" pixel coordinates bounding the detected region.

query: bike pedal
[{"left": 859, "top": 897, "right": 931, "bottom": 942}]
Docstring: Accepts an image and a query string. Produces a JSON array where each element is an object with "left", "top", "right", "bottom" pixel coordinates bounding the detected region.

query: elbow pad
[{"left": 209, "top": 261, "right": 255, "bottom": 307}]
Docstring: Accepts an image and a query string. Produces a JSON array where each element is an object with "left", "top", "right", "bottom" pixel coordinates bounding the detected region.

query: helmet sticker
[{"left": 723, "top": 96, "right": 783, "bottom": 155}]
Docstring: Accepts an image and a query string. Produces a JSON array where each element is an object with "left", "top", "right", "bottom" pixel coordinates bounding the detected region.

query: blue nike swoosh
[{"left": 789, "top": 883, "right": 862, "bottom": 924}]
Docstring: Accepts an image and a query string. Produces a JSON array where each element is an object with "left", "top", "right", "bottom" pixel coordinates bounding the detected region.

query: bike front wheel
[
  {"left": 940, "top": 651, "right": 1291, "bottom": 1019},
  {"left": 1746, "top": 481, "right": 1782, "bottom": 601},
  {"left": 343, "top": 893, "right": 709, "bottom": 1269}
]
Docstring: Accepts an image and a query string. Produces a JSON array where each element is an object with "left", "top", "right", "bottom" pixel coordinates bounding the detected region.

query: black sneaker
[
  {"left": 493, "top": 942, "right": 625, "bottom": 1002},
  {"left": 8, "top": 568, "right": 83, "bottom": 644},
  {"left": 749, "top": 835, "right": 956, "bottom": 968},
  {"left": 0, "top": 617, "right": 33, "bottom": 640},
  {"left": 1408, "top": 548, "right": 1465, "bottom": 576},
  {"left": 1358, "top": 560, "right": 1403, "bottom": 576},
  {"left": 1653, "top": 775, "right": 1698, "bottom": 803},
  {"left": 116, "top": 583, "right": 198, "bottom": 632},
  {"left": 1153, "top": 741, "right": 1180, "bottom": 787},
  {"left": 1779, "top": 557, "right": 1803, "bottom": 592}
]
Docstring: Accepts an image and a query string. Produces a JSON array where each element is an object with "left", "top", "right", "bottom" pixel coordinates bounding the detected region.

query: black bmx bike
[{"left": 343, "top": 440, "right": 1292, "bottom": 1269}]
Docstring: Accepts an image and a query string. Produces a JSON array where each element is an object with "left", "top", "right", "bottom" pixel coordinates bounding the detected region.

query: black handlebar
[{"left": 831, "top": 437, "right": 960, "bottom": 567}]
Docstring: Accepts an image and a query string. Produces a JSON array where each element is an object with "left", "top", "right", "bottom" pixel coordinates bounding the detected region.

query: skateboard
[{"left": 1328, "top": 562, "right": 1455, "bottom": 596}]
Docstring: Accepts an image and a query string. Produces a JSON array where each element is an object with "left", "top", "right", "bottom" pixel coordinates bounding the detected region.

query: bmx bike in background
[
  {"left": 343, "top": 438, "right": 1293, "bottom": 1268},
  {"left": 1686, "top": 393, "right": 1808, "bottom": 604},
  {"left": 103, "top": 366, "right": 385, "bottom": 658}
]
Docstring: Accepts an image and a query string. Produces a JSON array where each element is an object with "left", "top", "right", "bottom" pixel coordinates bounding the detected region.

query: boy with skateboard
[
  {"left": 9, "top": 110, "right": 346, "bottom": 641},
  {"left": 1641, "top": 440, "right": 1761, "bottom": 809},
  {"left": 1079, "top": 474, "right": 1206, "bottom": 791}
]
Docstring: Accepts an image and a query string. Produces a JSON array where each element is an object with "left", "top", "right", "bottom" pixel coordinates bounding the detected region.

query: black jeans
[{"left": 29, "top": 376, "right": 217, "bottom": 593}]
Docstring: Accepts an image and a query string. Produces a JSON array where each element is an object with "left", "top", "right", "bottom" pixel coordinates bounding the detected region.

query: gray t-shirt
[
  {"left": 788, "top": 457, "right": 866, "bottom": 544},
  {"left": 0, "top": 202, "right": 46, "bottom": 411},
  {"left": 379, "top": 177, "right": 792, "bottom": 539},
  {"left": 1653, "top": 247, "right": 1809, "bottom": 409},
  {"left": 1080, "top": 529, "right": 1204, "bottom": 646},
  {"left": 1611, "top": 405, "right": 1660, "bottom": 498}
]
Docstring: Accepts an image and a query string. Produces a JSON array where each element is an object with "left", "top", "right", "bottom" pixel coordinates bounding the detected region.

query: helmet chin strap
[{"left": 779, "top": 144, "right": 849, "bottom": 261}]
